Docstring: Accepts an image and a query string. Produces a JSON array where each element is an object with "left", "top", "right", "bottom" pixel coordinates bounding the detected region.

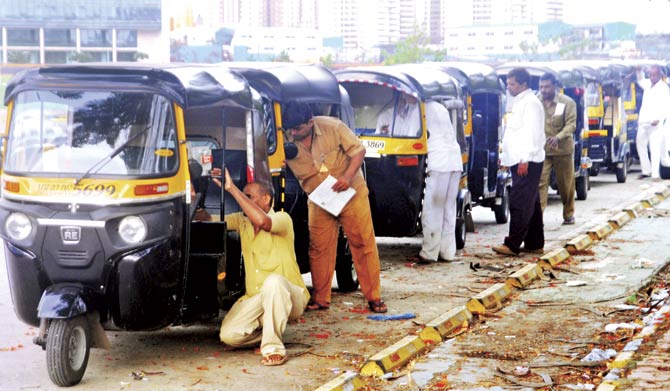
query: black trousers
[{"left": 504, "top": 161, "right": 544, "bottom": 253}]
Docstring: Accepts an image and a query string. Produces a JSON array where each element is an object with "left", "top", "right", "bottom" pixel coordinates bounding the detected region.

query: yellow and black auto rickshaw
[
  {"left": 574, "top": 61, "right": 634, "bottom": 183},
  {"left": 220, "top": 62, "right": 359, "bottom": 291},
  {"left": 335, "top": 65, "right": 473, "bottom": 249},
  {"left": 428, "top": 62, "right": 511, "bottom": 222},
  {"left": 0, "top": 64, "right": 269, "bottom": 386}
]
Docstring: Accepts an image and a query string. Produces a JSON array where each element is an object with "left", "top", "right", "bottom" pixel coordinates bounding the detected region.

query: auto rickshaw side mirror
[
  {"left": 473, "top": 112, "right": 484, "bottom": 128},
  {"left": 284, "top": 142, "right": 298, "bottom": 160}
]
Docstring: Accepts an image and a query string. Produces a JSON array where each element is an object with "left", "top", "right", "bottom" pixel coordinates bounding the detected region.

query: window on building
[
  {"left": 117, "top": 51, "right": 139, "bottom": 61},
  {"left": 45, "top": 51, "right": 71, "bottom": 64},
  {"left": 116, "top": 30, "right": 138, "bottom": 48},
  {"left": 80, "top": 29, "right": 112, "bottom": 47},
  {"left": 44, "top": 29, "right": 76, "bottom": 47},
  {"left": 504, "top": 31, "right": 513, "bottom": 35},
  {"left": 7, "top": 29, "right": 39, "bottom": 46},
  {"left": 7, "top": 50, "right": 39, "bottom": 63},
  {"left": 74, "top": 51, "right": 112, "bottom": 62}
]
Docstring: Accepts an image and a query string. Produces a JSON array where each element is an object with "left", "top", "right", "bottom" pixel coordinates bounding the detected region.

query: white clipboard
[{"left": 308, "top": 175, "right": 356, "bottom": 216}]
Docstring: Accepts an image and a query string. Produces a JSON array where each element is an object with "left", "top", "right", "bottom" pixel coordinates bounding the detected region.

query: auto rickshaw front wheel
[
  {"left": 576, "top": 173, "right": 589, "bottom": 201},
  {"left": 493, "top": 186, "right": 510, "bottom": 224},
  {"left": 46, "top": 316, "right": 91, "bottom": 387},
  {"left": 336, "top": 235, "right": 359, "bottom": 293}
]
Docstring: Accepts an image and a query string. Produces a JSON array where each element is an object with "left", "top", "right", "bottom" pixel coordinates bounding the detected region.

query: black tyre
[
  {"left": 455, "top": 217, "right": 466, "bottom": 250},
  {"left": 660, "top": 164, "right": 670, "bottom": 180},
  {"left": 335, "top": 235, "right": 359, "bottom": 292},
  {"left": 589, "top": 164, "right": 599, "bottom": 177},
  {"left": 615, "top": 159, "right": 628, "bottom": 183},
  {"left": 493, "top": 186, "right": 510, "bottom": 224},
  {"left": 46, "top": 316, "right": 91, "bottom": 387},
  {"left": 576, "top": 173, "right": 589, "bottom": 201}
]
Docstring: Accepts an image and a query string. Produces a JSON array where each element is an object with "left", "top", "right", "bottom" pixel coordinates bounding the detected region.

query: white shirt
[
  {"left": 500, "top": 88, "right": 545, "bottom": 166},
  {"left": 638, "top": 76, "right": 670, "bottom": 126},
  {"left": 425, "top": 101, "right": 463, "bottom": 172},
  {"left": 375, "top": 103, "right": 421, "bottom": 137}
]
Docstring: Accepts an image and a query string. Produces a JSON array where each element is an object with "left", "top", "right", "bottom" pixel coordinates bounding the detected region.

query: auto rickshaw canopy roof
[
  {"left": 496, "top": 62, "right": 585, "bottom": 90},
  {"left": 219, "top": 62, "right": 342, "bottom": 104},
  {"left": 425, "top": 61, "right": 504, "bottom": 94},
  {"left": 335, "top": 65, "right": 460, "bottom": 101},
  {"left": 4, "top": 63, "right": 255, "bottom": 110}
]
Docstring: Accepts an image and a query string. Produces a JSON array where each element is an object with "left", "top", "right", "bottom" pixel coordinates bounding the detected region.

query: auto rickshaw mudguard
[
  {"left": 496, "top": 170, "right": 512, "bottom": 197},
  {"left": 616, "top": 141, "right": 630, "bottom": 163},
  {"left": 37, "top": 284, "right": 99, "bottom": 319}
]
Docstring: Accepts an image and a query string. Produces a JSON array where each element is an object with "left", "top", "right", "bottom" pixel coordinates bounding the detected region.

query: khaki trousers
[
  {"left": 219, "top": 274, "right": 308, "bottom": 357},
  {"left": 538, "top": 153, "right": 575, "bottom": 221},
  {"left": 307, "top": 185, "right": 381, "bottom": 305}
]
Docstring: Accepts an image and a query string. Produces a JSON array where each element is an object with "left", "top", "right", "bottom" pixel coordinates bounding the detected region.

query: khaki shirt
[
  {"left": 285, "top": 116, "right": 366, "bottom": 194},
  {"left": 541, "top": 93, "right": 577, "bottom": 156},
  {"left": 225, "top": 210, "right": 309, "bottom": 302}
]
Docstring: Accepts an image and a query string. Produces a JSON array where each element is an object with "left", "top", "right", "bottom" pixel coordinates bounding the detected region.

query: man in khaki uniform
[
  {"left": 281, "top": 101, "right": 387, "bottom": 313},
  {"left": 537, "top": 72, "right": 578, "bottom": 225}
]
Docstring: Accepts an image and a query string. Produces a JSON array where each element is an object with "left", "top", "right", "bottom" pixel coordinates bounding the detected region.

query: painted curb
[
  {"left": 313, "top": 372, "right": 363, "bottom": 391},
  {"left": 587, "top": 222, "right": 614, "bottom": 241},
  {"left": 608, "top": 211, "right": 632, "bottom": 229},
  {"left": 360, "top": 335, "right": 426, "bottom": 377},
  {"left": 537, "top": 248, "right": 570, "bottom": 270},
  {"left": 623, "top": 202, "right": 645, "bottom": 218},
  {"left": 641, "top": 193, "right": 663, "bottom": 208},
  {"left": 507, "top": 263, "right": 543, "bottom": 288},
  {"left": 466, "top": 282, "right": 514, "bottom": 315},
  {"left": 654, "top": 186, "right": 670, "bottom": 198},
  {"left": 419, "top": 305, "right": 472, "bottom": 344},
  {"left": 595, "top": 382, "right": 618, "bottom": 391},
  {"left": 565, "top": 233, "right": 593, "bottom": 254}
]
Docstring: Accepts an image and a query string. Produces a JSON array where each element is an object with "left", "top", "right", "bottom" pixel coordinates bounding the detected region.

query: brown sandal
[
  {"left": 306, "top": 300, "right": 329, "bottom": 311},
  {"left": 261, "top": 353, "right": 287, "bottom": 366},
  {"left": 368, "top": 300, "right": 388, "bottom": 313}
]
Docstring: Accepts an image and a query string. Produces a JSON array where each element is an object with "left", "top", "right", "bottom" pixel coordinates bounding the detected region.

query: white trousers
[
  {"left": 637, "top": 124, "right": 664, "bottom": 178},
  {"left": 219, "top": 274, "right": 308, "bottom": 357},
  {"left": 420, "top": 170, "right": 461, "bottom": 261}
]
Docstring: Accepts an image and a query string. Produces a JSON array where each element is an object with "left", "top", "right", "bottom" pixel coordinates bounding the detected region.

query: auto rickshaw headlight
[
  {"left": 118, "top": 216, "right": 147, "bottom": 244},
  {"left": 6, "top": 212, "right": 32, "bottom": 241}
]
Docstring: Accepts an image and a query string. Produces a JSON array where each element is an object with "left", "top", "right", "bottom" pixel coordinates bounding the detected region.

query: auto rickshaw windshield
[
  {"left": 5, "top": 90, "right": 178, "bottom": 177},
  {"left": 346, "top": 84, "right": 421, "bottom": 138}
]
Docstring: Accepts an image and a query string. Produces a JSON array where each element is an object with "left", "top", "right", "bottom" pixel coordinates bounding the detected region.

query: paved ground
[{"left": 0, "top": 167, "right": 667, "bottom": 391}]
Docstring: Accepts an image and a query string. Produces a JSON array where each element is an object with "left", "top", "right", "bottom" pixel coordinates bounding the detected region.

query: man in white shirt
[
  {"left": 493, "top": 67, "right": 546, "bottom": 256},
  {"left": 416, "top": 100, "right": 463, "bottom": 262},
  {"left": 376, "top": 93, "right": 421, "bottom": 137},
  {"left": 635, "top": 65, "right": 670, "bottom": 179}
]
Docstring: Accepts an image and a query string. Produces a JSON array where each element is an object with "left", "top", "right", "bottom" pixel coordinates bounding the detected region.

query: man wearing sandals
[
  {"left": 281, "top": 101, "right": 387, "bottom": 314},
  {"left": 216, "top": 168, "right": 309, "bottom": 366}
]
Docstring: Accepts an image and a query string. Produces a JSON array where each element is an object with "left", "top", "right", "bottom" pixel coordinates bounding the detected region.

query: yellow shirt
[
  {"left": 225, "top": 209, "right": 309, "bottom": 302},
  {"left": 285, "top": 116, "right": 366, "bottom": 194}
]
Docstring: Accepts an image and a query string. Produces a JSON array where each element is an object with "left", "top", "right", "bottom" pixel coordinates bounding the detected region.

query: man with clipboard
[{"left": 281, "top": 102, "right": 387, "bottom": 313}]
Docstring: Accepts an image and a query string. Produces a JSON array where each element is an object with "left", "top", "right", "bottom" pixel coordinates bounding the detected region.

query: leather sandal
[
  {"left": 306, "top": 300, "right": 329, "bottom": 311},
  {"left": 368, "top": 299, "right": 388, "bottom": 313},
  {"left": 261, "top": 353, "right": 287, "bottom": 366}
]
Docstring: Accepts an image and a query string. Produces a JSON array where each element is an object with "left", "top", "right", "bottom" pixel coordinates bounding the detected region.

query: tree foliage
[{"left": 384, "top": 30, "right": 434, "bottom": 65}]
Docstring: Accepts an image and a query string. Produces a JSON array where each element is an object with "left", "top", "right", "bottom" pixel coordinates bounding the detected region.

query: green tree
[
  {"left": 383, "top": 30, "right": 431, "bottom": 65},
  {"left": 320, "top": 53, "right": 334, "bottom": 67},
  {"left": 274, "top": 50, "right": 291, "bottom": 62},
  {"left": 68, "top": 52, "right": 95, "bottom": 63}
]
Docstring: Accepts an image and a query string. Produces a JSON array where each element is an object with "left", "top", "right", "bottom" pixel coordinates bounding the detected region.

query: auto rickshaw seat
[{"left": 203, "top": 149, "right": 248, "bottom": 215}]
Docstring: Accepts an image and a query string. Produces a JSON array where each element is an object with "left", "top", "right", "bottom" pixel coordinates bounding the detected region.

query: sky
[{"left": 562, "top": 0, "right": 670, "bottom": 34}]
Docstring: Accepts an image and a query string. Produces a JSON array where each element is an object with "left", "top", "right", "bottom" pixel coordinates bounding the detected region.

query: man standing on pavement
[
  {"left": 537, "top": 72, "right": 578, "bottom": 225},
  {"left": 493, "top": 67, "right": 546, "bottom": 256},
  {"left": 416, "top": 100, "right": 463, "bottom": 263},
  {"left": 635, "top": 65, "right": 670, "bottom": 180},
  {"left": 281, "top": 101, "right": 387, "bottom": 313},
  {"left": 216, "top": 169, "right": 309, "bottom": 367}
]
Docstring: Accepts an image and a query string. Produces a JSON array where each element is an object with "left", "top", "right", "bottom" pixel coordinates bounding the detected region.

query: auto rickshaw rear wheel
[
  {"left": 46, "top": 316, "right": 91, "bottom": 387},
  {"left": 615, "top": 159, "right": 628, "bottom": 183},
  {"left": 493, "top": 186, "right": 510, "bottom": 224},
  {"left": 576, "top": 173, "right": 589, "bottom": 201},
  {"left": 335, "top": 235, "right": 359, "bottom": 292}
]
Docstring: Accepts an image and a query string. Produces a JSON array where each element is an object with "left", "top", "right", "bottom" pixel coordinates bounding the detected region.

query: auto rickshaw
[
  {"left": 219, "top": 62, "right": 358, "bottom": 292},
  {"left": 573, "top": 61, "right": 633, "bottom": 183},
  {"left": 335, "top": 65, "right": 473, "bottom": 249},
  {"left": 0, "top": 63, "right": 270, "bottom": 386},
  {"left": 427, "top": 62, "right": 511, "bottom": 222},
  {"left": 496, "top": 62, "right": 593, "bottom": 199}
]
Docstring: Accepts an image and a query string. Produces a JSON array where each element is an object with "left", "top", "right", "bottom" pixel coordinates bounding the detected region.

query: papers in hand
[{"left": 308, "top": 175, "right": 356, "bottom": 216}]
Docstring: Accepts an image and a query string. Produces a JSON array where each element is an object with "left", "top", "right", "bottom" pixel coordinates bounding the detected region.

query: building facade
[{"left": 0, "top": 0, "right": 169, "bottom": 64}]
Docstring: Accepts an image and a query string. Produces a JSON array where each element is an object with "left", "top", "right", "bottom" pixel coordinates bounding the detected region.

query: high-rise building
[{"left": 0, "top": 0, "right": 169, "bottom": 64}]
